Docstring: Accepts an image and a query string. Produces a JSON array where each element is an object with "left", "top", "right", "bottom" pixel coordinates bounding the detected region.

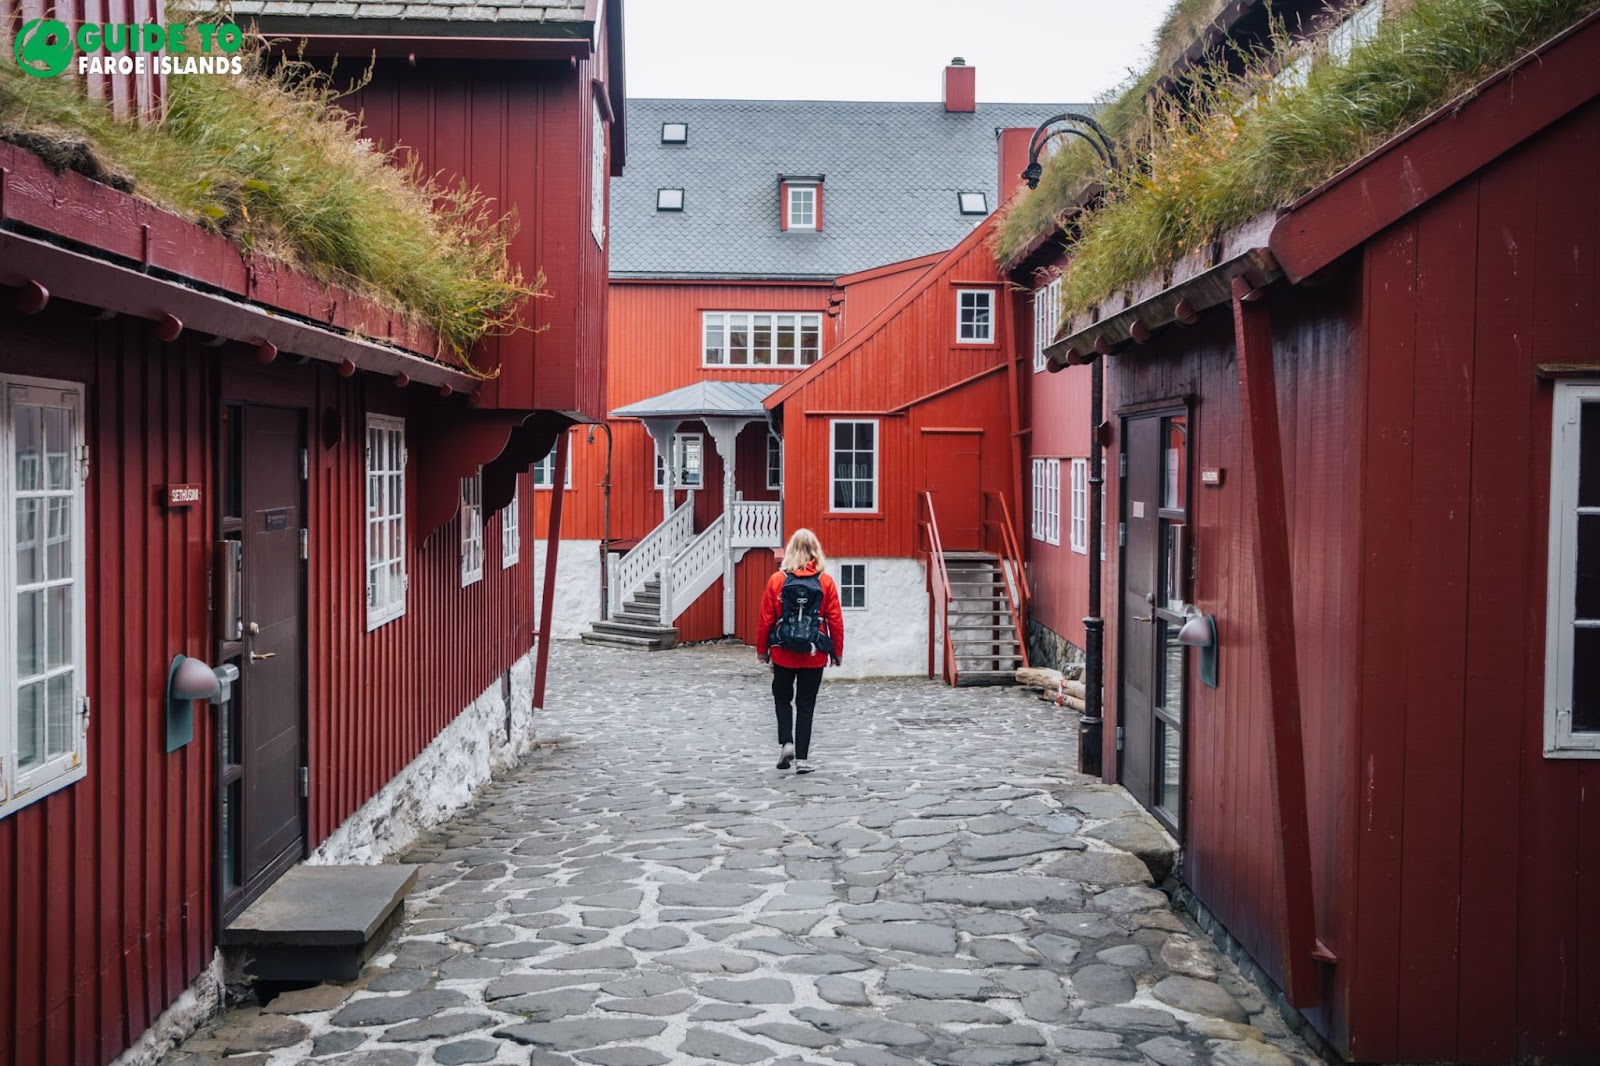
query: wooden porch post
[
  {"left": 533, "top": 430, "right": 570, "bottom": 711},
  {"left": 1232, "top": 277, "right": 1321, "bottom": 1008},
  {"left": 704, "top": 417, "right": 742, "bottom": 636}
]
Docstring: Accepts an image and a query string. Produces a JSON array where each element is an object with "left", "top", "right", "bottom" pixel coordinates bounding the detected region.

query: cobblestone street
[{"left": 168, "top": 642, "right": 1317, "bottom": 1066}]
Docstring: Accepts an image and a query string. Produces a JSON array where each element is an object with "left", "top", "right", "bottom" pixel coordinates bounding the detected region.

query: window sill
[
  {"left": 0, "top": 763, "right": 85, "bottom": 820},
  {"left": 366, "top": 607, "right": 406, "bottom": 633}
]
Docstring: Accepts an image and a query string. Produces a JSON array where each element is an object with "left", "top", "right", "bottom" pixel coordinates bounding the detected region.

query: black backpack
[{"left": 772, "top": 572, "right": 834, "bottom": 655}]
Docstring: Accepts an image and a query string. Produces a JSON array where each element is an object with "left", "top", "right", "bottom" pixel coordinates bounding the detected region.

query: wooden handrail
[
  {"left": 984, "top": 491, "right": 1031, "bottom": 670},
  {"left": 920, "top": 492, "right": 959, "bottom": 686}
]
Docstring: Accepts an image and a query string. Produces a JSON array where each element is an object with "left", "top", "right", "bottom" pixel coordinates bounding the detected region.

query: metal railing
[
  {"left": 608, "top": 499, "right": 694, "bottom": 617},
  {"left": 919, "top": 491, "right": 959, "bottom": 686}
]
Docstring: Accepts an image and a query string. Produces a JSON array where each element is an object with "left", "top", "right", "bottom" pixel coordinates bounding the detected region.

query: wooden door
[
  {"left": 924, "top": 432, "right": 982, "bottom": 551},
  {"left": 218, "top": 403, "right": 307, "bottom": 918},
  {"left": 1118, "top": 410, "right": 1189, "bottom": 834}
]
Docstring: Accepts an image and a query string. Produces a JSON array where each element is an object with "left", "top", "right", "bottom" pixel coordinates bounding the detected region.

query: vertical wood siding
[
  {"left": 1026, "top": 313, "right": 1095, "bottom": 652},
  {"left": 1, "top": 308, "right": 214, "bottom": 1066},
  {"left": 0, "top": 0, "right": 167, "bottom": 123},
  {"left": 1348, "top": 98, "right": 1600, "bottom": 1065}
]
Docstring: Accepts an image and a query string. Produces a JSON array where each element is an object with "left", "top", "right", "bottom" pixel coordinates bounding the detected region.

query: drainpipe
[
  {"left": 1081, "top": 353, "right": 1105, "bottom": 778},
  {"left": 589, "top": 423, "right": 614, "bottom": 620}
]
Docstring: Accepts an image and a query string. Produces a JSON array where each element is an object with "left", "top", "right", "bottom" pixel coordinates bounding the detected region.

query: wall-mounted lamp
[
  {"left": 165, "top": 655, "right": 239, "bottom": 752},
  {"left": 1178, "top": 606, "right": 1219, "bottom": 688},
  {"left": 1021, "top": 112, "right": 1121, "bottom": 190}
]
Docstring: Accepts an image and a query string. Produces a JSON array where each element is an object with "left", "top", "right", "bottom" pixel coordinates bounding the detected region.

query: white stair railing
[
  {"left": 730, "top": 500, "right": 782, "bottom": 548},
  {"left": 661, "top": 514, "right": 726, "bottom": 622},
  {"left": 609, "top": 499, "right": 694, "bottom": 616}
]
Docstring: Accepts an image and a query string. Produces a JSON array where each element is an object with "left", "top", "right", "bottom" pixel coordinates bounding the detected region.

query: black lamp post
[{"left": 1023, "top": 112, "right": 1120, "bottom": 777}]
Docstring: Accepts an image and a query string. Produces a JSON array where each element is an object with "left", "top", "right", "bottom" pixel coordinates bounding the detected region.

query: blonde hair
[{"left": 781, "top": 528, "right": 827, "bottom": 574}]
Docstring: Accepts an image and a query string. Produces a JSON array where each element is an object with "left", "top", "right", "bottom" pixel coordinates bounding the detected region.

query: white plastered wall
[
  {"left": 827, "top": 557, "right": 928, "bottom": 679},
  {"left": 531, "top": 538, "right": 604, "bottom": 638}
]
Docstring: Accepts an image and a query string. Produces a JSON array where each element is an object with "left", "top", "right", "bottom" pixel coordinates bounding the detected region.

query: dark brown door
[
  {"left": 220, "top": 404, "right": 307, "bottom": 914},
  {"left": 1119, "top": 410, "right": 1188, "bottom": 834},
  {"left": 924, "top": 432, "right": 983, "bottom": 551}
]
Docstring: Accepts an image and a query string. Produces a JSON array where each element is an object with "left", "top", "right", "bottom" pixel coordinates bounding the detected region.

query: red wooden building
[
  {"left": 1037, "top": 11, "right": 1600, "bottom": 1062},
  {"left": 0, "top": 1, "right": 623, "bottom": 1062},
  {"left": 534, "top": 71, "right": 1070, "bottom": 672}
]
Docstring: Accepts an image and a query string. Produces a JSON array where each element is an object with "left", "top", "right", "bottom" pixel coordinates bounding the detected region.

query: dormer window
[
  {"left": 958, "top": 192, "right": 988, "bottom": 216},
  {"left": 661, "top": 121, "right": 688, "bottom": 144},
  {"left": 780, "top": 176, "right": 823, "bottom": 232},
  {"left": 657, "top": 188, "right": 685, "bottom": 212}
]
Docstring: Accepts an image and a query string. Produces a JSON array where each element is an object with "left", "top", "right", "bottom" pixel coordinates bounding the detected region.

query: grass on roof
[
  {"left": 0, "top": 19, "right": 537, "bottom": 362},
  {"left": 995, "top": 0, "right": 1599, "bottom": 318}
]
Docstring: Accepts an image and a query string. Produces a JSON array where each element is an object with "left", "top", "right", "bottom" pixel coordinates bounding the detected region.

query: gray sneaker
[
  {"left": 794, "top": 759, "right": 814, "bottom": 775},
  {"left": 777, "top": 743, "right": 795, "bottom": 770}
]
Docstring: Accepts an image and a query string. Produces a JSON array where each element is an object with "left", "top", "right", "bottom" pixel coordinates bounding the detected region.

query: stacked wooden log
[{"left": 1014, "top": 665, "right": 1088, "bottom": 712}]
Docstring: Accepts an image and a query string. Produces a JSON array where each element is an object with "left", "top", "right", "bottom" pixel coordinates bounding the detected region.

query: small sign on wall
[
  {"left": 161, "top": 484, "right": 202, "bottom": 507},
  {"left": 1200, "top": 468, "right": 1226, "bottom": 487}
]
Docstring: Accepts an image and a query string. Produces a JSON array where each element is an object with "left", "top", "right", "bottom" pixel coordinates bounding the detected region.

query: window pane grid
[
  {"left": 830, "top": 420, "right": 877, "bottom": 512},
  {"left": 1547, "top": 385, "right": 1600, "bottom": 755},
  {"left": 502, "top": 482, "right": 521, "bottom": 569},
  {"left": 840, "top": 563, "right": 866, "bottom": 609},
  {"left": 461, "top": 473, "right": 484, "bottom": 586},
  {"left": 787, "top": 185, "right": 816, "bottom": 229},
  {"left": 365, "top": 417, "right": 407, "bottom": 628},
  {"left": 1070, "top": 458, "right": 1088, "bottom": 554},
  {"left": 1033, "top": 278, "right": 1061, "bottom": 371},
  {"left": 703, "top": 312, "right": 823, "bottom": 367},
  {"left": 767, "top": 434, "right": 782, "bottom": 490},
  {"left": 957, "top": 289, "right": 994, "bottom": 343}
]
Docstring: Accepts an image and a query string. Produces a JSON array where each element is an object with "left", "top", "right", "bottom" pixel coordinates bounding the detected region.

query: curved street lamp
[{"left": 1021, "top": 111, "right": 1120, "bottom": 189}]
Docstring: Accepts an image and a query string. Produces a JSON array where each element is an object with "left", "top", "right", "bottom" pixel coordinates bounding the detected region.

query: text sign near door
[{"left": 162, "top": 483, "right": 203, "bottom": 507}]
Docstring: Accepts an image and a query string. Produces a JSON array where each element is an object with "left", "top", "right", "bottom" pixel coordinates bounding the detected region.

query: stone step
[
  {"left": 955, "top": 669, "right": 1022, "bottom": 687},
  {"left": 590, "top": 619, "right": 679, "bottom": 647},
  {"left": 581, "top": 631, "right": 673, "bottom": 651},
  {"left": 221, "top": 864, "right": 417, "bottom": 983},
  {"left": 611, "top": 610, "right": 666, "bottom": 626},
  {"left": 629, "top": 593, "right": 662, "bottom": 607}
]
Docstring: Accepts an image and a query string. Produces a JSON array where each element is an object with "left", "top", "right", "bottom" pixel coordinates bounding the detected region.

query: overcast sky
[{"left": 623, "top": 0, "right": 1174, "bottom": 104}]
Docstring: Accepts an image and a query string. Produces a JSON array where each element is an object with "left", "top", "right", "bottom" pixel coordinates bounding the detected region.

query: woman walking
[{"left": 757, "top": 529, "right": 845, "bottom": 774}]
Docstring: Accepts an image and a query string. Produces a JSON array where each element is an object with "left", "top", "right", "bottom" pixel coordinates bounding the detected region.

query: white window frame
[
  {"left": 1046, "top": 459, "right": 1061, "bottom": 546},
  {"left": 460, "top": 470, "right": 484, "bottom": 587},
  {"left": 839, "top": 562, "right": 867, "bottom": 611},
  {"left": 957, "top": 288, "right": 996, "bottom": 344},
  {"left": 1329, "top": 0, "right": 1383, "bottom": 64},
  {"left": 533, "top": 443, "right": 571, "bottom": 490},
  {"left": 1, "top": 377, "right": 88, "bottom": 819},
  {"left": 1031, "top": 459, "right": 1047, "bottom": 541},
  {"left": 1070, "top": 458, "right": 1088, "bottom": 554},
  {"left": 829, "top": 419, "right": 878, "bottom": 514},
  {"left": 786, "top": 184, "right": 817, "bottom": 230},
  {"left": 702, "top": 312, "right": 823, "bottom": 368},
  {"left": 766, "top": 432, "right": 783, "bottom": 490},
  {"left": 502, "top": 479, "right": 521, "bottom": 570},
  {"left": 655, "top": 433, "right": 704, "bottom": 489},
  {"left": 1033, "top": 277, "right": 1062, "bottom": 372},
  {"left": 1544, "top": 381, "right": 1600, "bottom": 757},
  {"left": 365, "top": 414, "right": 408, "bottom": 631},
  {"left": 590, "top": 98, "right": 607, "bottom": 247}
]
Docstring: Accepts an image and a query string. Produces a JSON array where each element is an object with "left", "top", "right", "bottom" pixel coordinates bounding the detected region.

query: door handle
[
  {"left": 250, "top": 651, "right": 277, "bottom": 661},
  {"left": 1132, "top": 615, "right": 1152, "bottom": 623}
]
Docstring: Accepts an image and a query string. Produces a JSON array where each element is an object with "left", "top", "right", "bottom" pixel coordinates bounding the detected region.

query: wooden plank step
[{"left": 222, "top": 864, "right": 417, "bottom": 982}]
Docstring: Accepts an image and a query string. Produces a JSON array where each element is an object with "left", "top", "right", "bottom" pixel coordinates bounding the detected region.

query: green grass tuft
[
  {"left": 995, "top": 0, "right": 1598, "bottom": 316},
  {"left": 0, "top": 18, "right": 538, "bottom": 361}
]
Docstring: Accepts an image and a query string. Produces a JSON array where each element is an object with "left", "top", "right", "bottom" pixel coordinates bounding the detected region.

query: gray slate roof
[
  {"left": 610, "top": 380, "right": 779, "bottom": 420},
  {"left": 611, "top": 98, "right": 1080, "bottom": 279},
  {"left": 231, "top": 0, "right": 585, "bottom": 24}
]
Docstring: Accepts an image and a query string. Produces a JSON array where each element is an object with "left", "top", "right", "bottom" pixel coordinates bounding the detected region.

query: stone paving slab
[{"left": 162, "top": 642, "right": 1317, "bottom": 1066}]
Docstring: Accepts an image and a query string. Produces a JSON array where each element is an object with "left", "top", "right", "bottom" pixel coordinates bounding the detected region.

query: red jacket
[{"left": 756, "top": 563, "right": 845, "bottom": 669}]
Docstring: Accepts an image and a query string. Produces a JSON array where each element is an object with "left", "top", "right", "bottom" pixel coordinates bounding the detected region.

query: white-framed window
[
  {"left": 590, "top": 98, "right": 607, "bottom": 247},
  {"left": 767, "top": 432, "right": 782, "bottom": 490},
  {"left": 1031, "top": 459, "right": 1047, "bottom": 541},
  {"left": 839, "top": 563, "right": 867, "bottom": 610},
  {"left": 655, "top": 433, "right": 704, "bottom": 489},
  {"left": 1070, "top": 458, "right": 1088, "bottom": 554},
  {"left": 460, "top": 470, "right": 484, "bottom": 587},
  {"left": 1328, "top": 0, "right": 1383, "bottom": 63},
  {"left": 786, "top": 184, "right": 817, "bottom": 230},
  {"left": 1544, "top": 381, "right": 1600, "bottom": 757},
  {"left": 661, "top": 121, "right": 688, "bottom": 144},
  {"left": 2, "top": 378, "right": 88, "bottom": 820},
  {"left": 958, "top": 192, "right": 988, "bottom": 216},
  {"left": 533, "top": 443, "right": 571, "bottom": 489},
  {"left": 1033, "top": 277, "right": 1062, "bottom": 372},
  {"left": 703, "top": 312, "right": 822, "bottom": 368},
  {"left": 365, "top": 414, "right": 408, "bottom": 630},
  {"left": 501, "top": 480, "right": 521, "bottom": 570},
  {"left": 1046, "top": 459, "right": 1061, "bottom": 546},
  {"left": 657, "top": 188, "right": 684, "bottom": 212},
  {"left": 957, "top": 289, "right": 995, "bottom": 344},
  {"left": 830, "top": 420, "right": 877, "bottom": 513}
]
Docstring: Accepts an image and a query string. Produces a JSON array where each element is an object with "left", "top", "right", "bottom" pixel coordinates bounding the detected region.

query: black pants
[{"left": 771, "top": 664, "right": 824, "bottom": 759}]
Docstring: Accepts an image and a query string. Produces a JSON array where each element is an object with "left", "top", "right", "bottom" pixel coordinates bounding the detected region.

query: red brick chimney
[
  {"left": 943, "top": 58, "right": 976, "bottom": 113},
  {"left": 996, "top": 127, "right": 1035, "bottom": 202}
]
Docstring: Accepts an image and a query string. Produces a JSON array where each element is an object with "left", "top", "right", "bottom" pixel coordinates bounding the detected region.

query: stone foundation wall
[
  {"left": 531, "top": 538, "right": 604, "bottom": 639},
  {"left": 1027, "top": 617, "right": 1085, "bottom": 673}
]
